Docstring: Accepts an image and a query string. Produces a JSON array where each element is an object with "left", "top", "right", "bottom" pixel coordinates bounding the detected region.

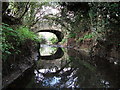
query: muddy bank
[{"left": 2, "top": 41, "right": 40, "bottom": 89}]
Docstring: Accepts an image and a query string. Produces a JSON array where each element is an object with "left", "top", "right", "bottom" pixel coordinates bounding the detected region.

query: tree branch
[
  {"left": 29, "top": 11, "right": 46, "bottom": 27},
  {"left": 19, "top": 2, "right": 30, "bottom": 20}
]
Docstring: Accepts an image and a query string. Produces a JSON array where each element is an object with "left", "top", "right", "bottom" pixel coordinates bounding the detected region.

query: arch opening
[
  {"left": 37, "top": 29, "right": 64, "bottom": 43},
  {"left": 38, "top": 32, "right": 58, "bottom": 44}
]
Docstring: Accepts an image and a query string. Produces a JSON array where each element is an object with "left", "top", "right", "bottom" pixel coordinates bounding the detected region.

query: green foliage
[
  {"left": 59, "top": 2, "right": 120, "bottom": 46},
  {"left": 61, "top": 38, "right": 67, "bottom": 44},
  {"left": 1, "top": 23, "right": 39, "bottom": 61},
  {"left": 83, "top": 33, "right": 95, "bottom": 39},
  {"left": 23, "top": 2, "right": 49, "bottom": 27},
  {"left": 89, "top": 2, "right": 120, "bottom": 46},
  {"left": 49, "top": 37, "right": 58, "bottom": 44},
  {"left": 78, "top": 32, "right": 96, "bottom": 42},
  {"left": 78, "top": 38, "right": 84, "bottom": 42},
  {"left": 68, "top": 33, "right": 76, "bottom": 38},
  {"left": 16, "top": 26, "right": 39, "bottom": 42},
  {"left": 38, "top": 34, "right": 47, "bottom": 44},
  {"left": 1, "top": 23, "right": 19, "bottom": 61},
  {"left": 40, "top": 38, "right": 47, "bottom": 44}
]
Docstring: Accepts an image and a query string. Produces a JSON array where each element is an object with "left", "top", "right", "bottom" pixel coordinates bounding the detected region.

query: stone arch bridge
[{"left": 33, "top": 22, "right": 64, "bottom": 42}]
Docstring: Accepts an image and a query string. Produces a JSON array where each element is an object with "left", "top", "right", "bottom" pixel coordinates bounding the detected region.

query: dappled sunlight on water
[
  {"left": 30, "top": 45, "right": 119, "bottom": 88},
  {"left": 7, "top": 44, "right": 120, "bottom": 88}
]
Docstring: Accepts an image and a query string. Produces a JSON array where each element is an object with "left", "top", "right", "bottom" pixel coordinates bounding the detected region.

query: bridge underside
[{"left": 37, "top": 29, "right": 64, "bottom": 42}]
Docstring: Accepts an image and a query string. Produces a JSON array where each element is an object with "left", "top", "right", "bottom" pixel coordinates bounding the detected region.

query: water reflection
[
  {"left": 34, "top": 45, "right": 119, "bottom": 88},
  {"left": 6, "top": 44, "right": 119, "bottom": 88},
  {"left": 40, "top": 44, "right": 58, "bottom": 56},
  {"left": 40, "top": 44, "right": 64, "bottom": 60}
]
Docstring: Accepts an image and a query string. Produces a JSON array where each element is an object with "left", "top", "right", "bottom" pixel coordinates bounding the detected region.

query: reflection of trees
[
  {"left": 70, "top": 55, "right": 119, "bottom": 88},
  {"left": 40, "top": 38, "right": 47, "bottom": 44},
  {"left": 50, "top": 47, "right": 57, "bottom": 55},
  {"left": 40, "top": 45, "right": 57, "bottom": 56},
  {"left": 68, "top": 49, "right": 120, "bottom": 88},
  {"left": 40, "top": 47, "right": 64, "bottom": 60},
  {"left": 36, "top": 47, "right": 119, "bottom": 88},
  {"left": 49, "top": 37, "right": 58, "bottom": 44},
  {"left": 68, "top": 56, "right": 103, "bottom": 88},
  {"left": 38, "top": 34, "right": 47, "bottom": 44},
  {"left": 36, "top": 54, "right": 109, "bottom": 88}
]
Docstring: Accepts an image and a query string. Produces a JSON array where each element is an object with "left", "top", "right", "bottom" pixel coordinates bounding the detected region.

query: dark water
[{"left": 6, "top": 44, "right": 120, "bottom": 88}]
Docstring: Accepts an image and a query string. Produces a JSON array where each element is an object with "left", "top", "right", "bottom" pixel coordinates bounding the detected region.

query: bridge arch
[{"left": 37, "top": 29, "right": 64, "bottom": 42}]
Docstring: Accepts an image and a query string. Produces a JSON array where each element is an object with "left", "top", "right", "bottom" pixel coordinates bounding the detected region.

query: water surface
[{"left": 7, "top": 44, "right": 120, "bottom": 88}]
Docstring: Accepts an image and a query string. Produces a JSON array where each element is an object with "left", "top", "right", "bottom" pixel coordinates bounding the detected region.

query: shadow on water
[{"left": 4, "top": 44, "right": 120, "bottom": 89}]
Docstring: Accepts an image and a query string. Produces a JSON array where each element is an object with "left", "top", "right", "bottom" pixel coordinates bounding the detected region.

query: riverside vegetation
[{"left": 1, "top": 2, "right": 120, "bottom": 89}]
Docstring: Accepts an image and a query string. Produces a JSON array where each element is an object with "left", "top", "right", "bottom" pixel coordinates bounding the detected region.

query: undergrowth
[{"left": 1, "top": 23, "right": 39, "bottom": 62}]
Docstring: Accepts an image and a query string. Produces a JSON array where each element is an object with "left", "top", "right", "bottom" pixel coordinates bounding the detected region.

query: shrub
[
  {"left": 16, "top": 26, "right": 39, "bottom": 42},
  {"left": 1, "top": 23, "right": 19, "bottom": 61},
  {"left": 1, "top": 23, "right": 39, "bottom": 62},
  {"left": 83, "top": 33, "right": 96, "bottom": 39},
  {"left": 61, "top": 38, "right": 67, "bottom": 44},
  {"left": 68, "top": 33, "right": 76, "bottom": 38},
  {"left": 78, "top": 32, "right": 96, "bottom": 42}
]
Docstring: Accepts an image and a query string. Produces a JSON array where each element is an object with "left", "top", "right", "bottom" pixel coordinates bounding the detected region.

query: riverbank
[
  {"left": 2, "top": 41, "right": 39, "bottom": 89},
  {"left": 67, "top": 37, "right": 120, "bottom": 64},
  {"left": 2, "top": 43, "right": 120, "bottom": 88}
]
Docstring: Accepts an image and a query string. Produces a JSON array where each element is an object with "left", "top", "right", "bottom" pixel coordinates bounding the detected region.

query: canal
[{"left": 5, "top": 44, "right": 120, "bottom": 88}]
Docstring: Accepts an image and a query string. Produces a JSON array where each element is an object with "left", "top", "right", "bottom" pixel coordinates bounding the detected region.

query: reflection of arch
[
  {"left": 37, "top": 29, "right": 64, "bottom": 42},
  {"left": 40, "top": 47, "right": 64, "bottom": 60}
]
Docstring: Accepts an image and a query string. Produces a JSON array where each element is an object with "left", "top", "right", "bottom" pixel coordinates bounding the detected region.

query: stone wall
[{"left": 2, "top": 40, "right": 39, "bottom": 89}]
